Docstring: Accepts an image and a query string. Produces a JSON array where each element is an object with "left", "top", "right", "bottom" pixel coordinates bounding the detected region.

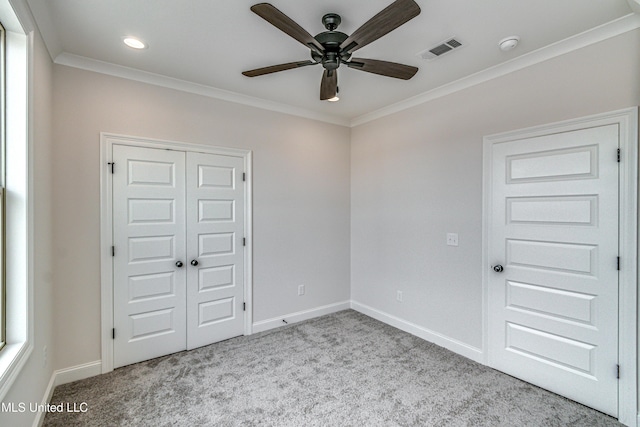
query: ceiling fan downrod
[{"left": 312, "top": 14, "right": 351, "bottom": 70}]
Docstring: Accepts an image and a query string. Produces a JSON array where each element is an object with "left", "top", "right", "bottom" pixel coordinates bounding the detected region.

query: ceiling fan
[{"left": 242, "top": 0, "right": 421, "bottom": 101}]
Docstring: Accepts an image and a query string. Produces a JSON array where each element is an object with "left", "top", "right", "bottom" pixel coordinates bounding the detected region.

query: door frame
[
  {"left": 482, "top": 107, "right": 638, "bottom": 426},
  {"left": 99, "top": 133, "right": 253, "bottom": 374}
]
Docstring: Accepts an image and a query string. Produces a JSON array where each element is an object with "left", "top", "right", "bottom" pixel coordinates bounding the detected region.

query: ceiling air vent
[{"left": 417, "top": 37, "right": 464, "bottom": 60}]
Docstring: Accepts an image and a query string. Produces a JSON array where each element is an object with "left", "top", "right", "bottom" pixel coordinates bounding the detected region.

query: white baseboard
[
  {"left": 351, "top": 301, "right": 484, "bottom": 363},
  {"left": 33, "top": 360, "right": 102, "bottom": 427},
  {"left": 32, "top": 372, "right": 56, "bottom": 427},
  {"left": 252, "top": 301, "right": 483, "bottom": 363},
  {"left": 252, "top": 301, "right": 351, "bottom": 333},
  {"left": 53, "top": 360, "right": 102, "bottom": 387}
]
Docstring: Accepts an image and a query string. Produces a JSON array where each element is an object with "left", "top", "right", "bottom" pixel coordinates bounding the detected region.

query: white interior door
[
  {"left": 186, "top": 152, "right": 245, "bottom": 349},
  {"left": 488, "top": 124, "right": 619, "bottom": 416},
  {"left": 112, "top": 145, "right": 187, "bottom": 368},
  {"left": 112, "top": 145, "right": 247, "bottom": 366}
]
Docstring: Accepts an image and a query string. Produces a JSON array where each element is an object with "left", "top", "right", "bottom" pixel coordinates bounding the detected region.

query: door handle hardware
[
  {"left": 492, "top": 265, "right": 504, "bottom": 273},
  {"left": 191, "top": 260, "right": 199, "bottom": 266},
  {"left": 175, "top": 261, "right": 184, "bottom": 268}
]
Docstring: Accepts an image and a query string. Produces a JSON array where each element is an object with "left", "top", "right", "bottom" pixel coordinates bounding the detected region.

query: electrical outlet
[
  {"left": 298, "top": 284, "right": 305, "bottom": 296},
  {"left": 396, "top": 290, "right": 403, "bottom": 302},
  {"left": 447, "top": 233, "right": 459, "bottom": 246}
]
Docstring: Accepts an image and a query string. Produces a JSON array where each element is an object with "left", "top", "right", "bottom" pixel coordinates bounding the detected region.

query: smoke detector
[{"left": 498, "top": 36, "right": 520, "bottom": 52}]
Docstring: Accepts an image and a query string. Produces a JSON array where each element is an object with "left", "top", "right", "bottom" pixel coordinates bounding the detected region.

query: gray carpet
[{"left": 44, "top": 310, "right": 621, "bottom": 426}]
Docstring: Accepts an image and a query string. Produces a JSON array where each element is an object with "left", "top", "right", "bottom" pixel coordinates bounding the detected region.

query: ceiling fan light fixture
[
  {"left": 123, "top": 37, "right": 147, "bottom": 50},
  {"left": 327, "top": 87, "right": 339, "bottom": 102}
]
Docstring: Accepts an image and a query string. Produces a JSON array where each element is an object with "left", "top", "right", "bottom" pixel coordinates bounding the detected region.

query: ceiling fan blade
[
  {"left": 340, "top": 0, "right": 420, "bottom": 55},
  {"left": 320, "top": 70, "right": 338, "bottom": 100},
  {"left": 251, "top": 3, "right": 325, "bottom": 54},
  {"left": 347, "top": 58, "right": 417, "bottom": 80},
  {"left": 242, "top": 60, "right": 316, "bottom": 77}
]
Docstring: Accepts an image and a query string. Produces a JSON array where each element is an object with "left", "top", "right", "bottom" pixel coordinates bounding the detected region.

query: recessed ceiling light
[
  {"left": 498, "top": 36, "right": 519, "bottom": 52},
  {"left": 123, "top": 37, "right": 147, "bottom": 50}
]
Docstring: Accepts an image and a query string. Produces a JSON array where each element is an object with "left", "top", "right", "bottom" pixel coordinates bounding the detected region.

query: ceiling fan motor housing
[{"left": 312, "top": 23, "right": 351, "bottom": 71}]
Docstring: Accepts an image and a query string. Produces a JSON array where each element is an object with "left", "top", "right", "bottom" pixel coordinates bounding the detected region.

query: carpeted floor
[{"left": 44, "top": 310, "right": 621, "bottom": 426}]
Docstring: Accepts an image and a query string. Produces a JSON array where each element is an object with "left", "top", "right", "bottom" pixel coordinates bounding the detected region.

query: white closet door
[
  {"left": 488, "top": 124, "right": 619, "bottom": 416},
  {"left": 186, "top": 152, "right": 245, "bottom": 350},
  {"left": 112, "top": 145, "right": 187, "bottom": 368}
]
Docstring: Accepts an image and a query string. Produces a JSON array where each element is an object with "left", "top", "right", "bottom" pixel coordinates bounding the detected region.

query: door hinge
[
  {"left": 243, "top": 302, "right": 246, "bottom": 311},
  {"left": 617, "top": 148, "right": 621, "bottom": 163},
  {"left": 108, "top": 162, "right": 115, "bottom": 174},
  {"left": 617, "top": 256, "right": 620, "bottom": 271},
  {"left": 242, "top": 172, "right": 246, "bottom": 182},
  {"left": 243, "top": 237, "right": 246, "bottom": 246},
  {"left": 617, "top": 364, "right": 620, "bottom": 379},
  {"left": 112, "top": 328, "right": 115, "bottom": 339},
  {"left": 112, "top": 246, "right": 115, "bottom": 257}
]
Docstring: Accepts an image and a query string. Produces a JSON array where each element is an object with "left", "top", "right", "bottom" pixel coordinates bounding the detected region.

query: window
[
  {"left": 0, "top": 21, "right": 5, "bottom": 351},
  {"left": 0, "top": 3, "right": 31, "bottom": 399}
]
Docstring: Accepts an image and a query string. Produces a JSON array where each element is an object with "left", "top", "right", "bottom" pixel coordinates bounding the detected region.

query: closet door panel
[{"left": 186, "top": 152, "right": 245, "bottom": 349}]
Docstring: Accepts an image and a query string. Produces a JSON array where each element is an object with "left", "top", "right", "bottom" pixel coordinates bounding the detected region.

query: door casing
[
  {"left": 100, "top": 133, "right": 253, "bottom": 374},
  {"left": 482, "top": 107, "right": 638, "bottom": 426}
]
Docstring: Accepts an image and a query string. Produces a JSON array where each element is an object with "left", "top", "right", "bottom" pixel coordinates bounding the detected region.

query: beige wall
[
  {"left": 51, "top": 67, "right": 352, "bottom": 369},
  {"left": 350, "top": 29, "right": 640, "bottom": 349},
  {"left": 52, "top": 28, "right": 640, "bottom": 369}
]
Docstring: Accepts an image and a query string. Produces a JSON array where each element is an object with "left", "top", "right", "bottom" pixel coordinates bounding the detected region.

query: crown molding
[
  {"left": 350, "top": 13, "right": 640, "bottom": 127},
  {"left": 54, "top": 52, "right": 350, "bottom": 127},
  {"left": 52, "top": 12, "right": 640, "bottom": 129},
  {"left": 627, "top": 0, "right": 640, "bottom": 13},
  {"left": 5, "top": 0, "right": 35, "bottom": 33},
  {"left": 22, "top": 0, "right": 62, "bottom": 58}
]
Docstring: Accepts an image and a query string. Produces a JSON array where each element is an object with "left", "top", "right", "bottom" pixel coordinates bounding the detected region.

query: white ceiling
[{"left": 25, "top": 0, "right": 637, "bottom": 125}]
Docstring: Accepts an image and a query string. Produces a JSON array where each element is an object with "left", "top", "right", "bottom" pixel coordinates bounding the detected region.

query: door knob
[
  {"left": 191, "top": 259, "right": 199, "bottom": 266},
  {"left": 175, "top": 261, "right": 184, "bottom": 268},
  {"left": 492, "top": 265, "right": 504, "bottom": 273}
]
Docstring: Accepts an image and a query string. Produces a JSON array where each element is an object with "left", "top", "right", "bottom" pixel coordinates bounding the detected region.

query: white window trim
[{"left": 0, "top": 0, "right": 34, "bottom": 401}]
